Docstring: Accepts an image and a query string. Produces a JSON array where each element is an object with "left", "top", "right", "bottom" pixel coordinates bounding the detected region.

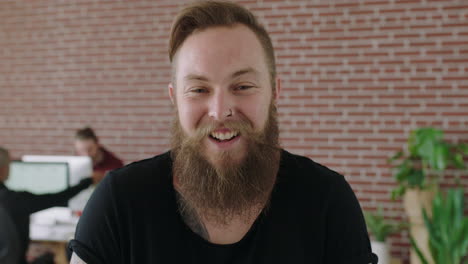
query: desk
[
  {"left": 28, "top": 240, "right": 68, "bottom": 264},
  {"left": 29, "top": 207, "right": 78, "bottom": 264}
]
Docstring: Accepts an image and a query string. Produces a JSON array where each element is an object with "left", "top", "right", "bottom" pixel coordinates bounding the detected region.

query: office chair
[{"left": 0, "top": 205, "right": 20, "bottom": 264}]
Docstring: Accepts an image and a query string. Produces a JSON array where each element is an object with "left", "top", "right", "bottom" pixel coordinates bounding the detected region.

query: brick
[
  {"left": 395, "top": 0, "right": 422, "bottom": 3},
  {"left": 443, "top": 40, "right": 468, "bottom": 46},
  {"left": 442, "top": 5, "right": 468, "bottom": 11},
  {"left": 348, "top": 27, "right": 374, "bottom": 32},
  {"left": 304, "top": 4, "right": 330, "bottom": 8},
  {"left": 444, "top": 58, "right": 468, "bottom": 63},
  {"left": 441, "top": 112, "right": 468, "bottom": 116},
  {"left": 362, "top": 0, "right": 389, "bottom": 5},
  {"left": 410, "top": 7, "right": 437, "bottom": 12},
  {"left": 379, "top": 42, "right": 404, "bottom": 48},
  {"left": 426, "top": 50, "right": 453, "bottom": 55},
  {"left": 381, "top": 8, "right": 407, "bottom": 14},
  {"left": 318, "top": 11, "right": 342, "bottom": 16},
  {"left": 394, "top": 33, "right": 419, "bottom": 39}
]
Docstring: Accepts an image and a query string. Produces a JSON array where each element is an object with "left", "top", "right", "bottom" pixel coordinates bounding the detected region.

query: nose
[{"left": 208, "top": 89, "right": 234, "bottom": 121}]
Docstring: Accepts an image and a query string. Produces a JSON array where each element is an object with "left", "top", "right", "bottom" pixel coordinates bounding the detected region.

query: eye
[
  {"left": 189, "top": 87, "right": 208, "bottom": 94},
  {"left": 235, "top": 85, "right": 254, "bottom": 91}
]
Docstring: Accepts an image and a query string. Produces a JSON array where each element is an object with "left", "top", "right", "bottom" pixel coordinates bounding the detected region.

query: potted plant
[
  {"left": 388, "top": 127, "right": 467, "bottom": 264},
  {"left": 364, "top": 207, "right": 406, "bottom": 264},
  {"left": 389, "top": 127, "right": 466, "bottom": 199},
  {"left": 410, "top": 188, "right": 468, "bottom": 264}
]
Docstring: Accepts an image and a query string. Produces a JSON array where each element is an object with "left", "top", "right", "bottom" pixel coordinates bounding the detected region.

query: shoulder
[
  {"left": 282, "top": 151, "right": 363, "bottom": 214},
  {"left": 76, "top": 152, "right": 174, "bottom": 231},
  {"left": 277, "top": 149, "right": 352, "bottom": 207},
  {"left": 100, "top": 146, "right": 124, "bottom": 164},
  {"left": 103, "top": 151, "right": 173, "bottom": 196},
  {"left": 280, "top": 149, "right": 345, "bottom": 185},
  {"left": 109, "top": 151, "right": 171, "bottom": 178}
]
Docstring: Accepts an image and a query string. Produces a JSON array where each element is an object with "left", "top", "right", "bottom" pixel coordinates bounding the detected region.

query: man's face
[
  {"left": 170, "top": 24, "right": 274, "bottom": 167},
  {"left": 169, "top": 24, "right": 280, "bottom": 224},
  {"left": 74, "top": 139, "right": 99, "bottom": 162}
]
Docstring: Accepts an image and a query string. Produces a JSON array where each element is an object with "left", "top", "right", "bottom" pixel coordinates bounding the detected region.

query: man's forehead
[
  {"left": 183, "top": 67, "right": 260, "bottom": 82},
  {"left": 174, "top": 25, "right": 267, "bottom": 72}
]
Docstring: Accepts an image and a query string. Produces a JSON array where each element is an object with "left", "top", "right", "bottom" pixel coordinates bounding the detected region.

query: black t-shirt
[{"left": 70, "top": 150, "right": 377, "bottom": 264}]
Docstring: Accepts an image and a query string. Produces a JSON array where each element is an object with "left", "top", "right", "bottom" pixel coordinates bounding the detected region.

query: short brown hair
[
  {"left": 169, "top": 0, "right": 276, "bottom": 89},
  {"left": 75, "top": 127, "right": 98, "bottom": 142}
]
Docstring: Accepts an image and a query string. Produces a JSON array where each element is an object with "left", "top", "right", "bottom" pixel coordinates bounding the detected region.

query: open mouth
[{"left": 209, "top": 131, "right": 240, "bottom": 142}]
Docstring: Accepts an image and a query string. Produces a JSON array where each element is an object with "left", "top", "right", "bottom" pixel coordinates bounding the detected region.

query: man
[
  {"left": 0, "top": 147, "right": 95, "bottom": 264},
  {"left": 74, "top": 127, "right": 124, "bottom": 183},
  {"left": 70, "top": 1, "right": 377, "bottom": 263}
]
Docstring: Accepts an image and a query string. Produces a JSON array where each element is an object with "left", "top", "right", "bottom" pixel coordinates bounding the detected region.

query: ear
[
  {"left": 274, "top": 77, "right": 281, "bottom": 101},
  {"left": 168, "top": 83, "right": 175, "bottom": 105}
]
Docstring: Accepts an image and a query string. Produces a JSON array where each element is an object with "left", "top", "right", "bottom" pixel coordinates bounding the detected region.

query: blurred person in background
[
  {"left": 74, "top": 127, "right": 124, "bottom": 183},
  {"left": 0, "top": 147, "right": 95, "bottom": 264}
]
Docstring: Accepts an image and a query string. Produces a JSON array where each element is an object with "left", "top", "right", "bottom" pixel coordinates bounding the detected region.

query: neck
[
  {"left": 202, "top": 206, "right": 264, "bottom": 244},
  {"left": 93, "top": 147, "right": 104, "bottom": 165},
  {"left": 175, "top": 188, "right": 268, "bottom": 244}
]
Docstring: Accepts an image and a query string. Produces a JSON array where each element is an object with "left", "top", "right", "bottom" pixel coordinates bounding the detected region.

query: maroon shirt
[{"left": 94, "top": 147, "right": 123, "bottom": 175}]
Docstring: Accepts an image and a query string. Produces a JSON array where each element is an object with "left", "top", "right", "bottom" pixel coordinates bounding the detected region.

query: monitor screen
[
  {"left": 22, "top": 155, "right": 92, "bottom": 185},
  {"left": 6, "top": 161, "right": 69, "bottom": 195},
  {"left": 21, "top": 155, "right": 94, "bottom": 212}
]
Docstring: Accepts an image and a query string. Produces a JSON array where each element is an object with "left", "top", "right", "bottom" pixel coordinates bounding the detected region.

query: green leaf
[
  {"left": 453, "top": 219, "right": 468, "bottom": 258},
  {"left": 457, "top": 143, "right": 468, "bottom": 155},
  {"left": 410, "top": 235, "right": 429, "bottom": 264},
  {"left": 395, "top": 167, "right": 410, "bottom": 182},
  {"left": 452, "top": 189, "right": 463, "bottom": 224},
  {"left": 408, "top": 130, "right": 419, "bottom": 155},
  {"left": 407, "top": 169, "right": 424, "bottom": 187},
  {"left": 388, "top": 150, "right": 404, "bottom": 163},
  {"left": 364, "top": 207, "right": 403, "bottom": 242},
  {"left": 409, "top": 127, "right": 444, "bottom": 164},
  {"left": 391, "top": 185, "right": 406, "bottom": 200},
  {"left": 458, "top": 219, "right": 468, "bottom": 258},
  {"left": 452, "top": 153, "right": 465, "bottom": 169},
  {"left": 419, "top": 137, "right": 436, "bottom": 160},
  {"left": 421, "top": 188, "right": 468, "bottom": 264},
  {"left": 431, "top": 144, "right": 448, "bottom": 170}
]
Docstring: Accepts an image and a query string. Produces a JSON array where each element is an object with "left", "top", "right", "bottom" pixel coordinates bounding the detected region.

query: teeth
[{"left": 210, "top": 131, "right": 238, "bottom": 141}]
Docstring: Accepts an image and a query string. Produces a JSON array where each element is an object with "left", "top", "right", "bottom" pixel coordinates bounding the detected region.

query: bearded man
[{"left": 70, "top": 1, "right": 377, "bottom": 263}]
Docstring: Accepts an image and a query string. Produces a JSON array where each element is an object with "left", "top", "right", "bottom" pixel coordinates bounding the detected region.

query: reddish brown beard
[{"left": 171, "top": 104, "right": 280, "bottom": 225}]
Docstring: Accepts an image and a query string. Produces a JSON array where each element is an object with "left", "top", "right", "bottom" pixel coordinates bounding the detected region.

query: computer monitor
[
  {"left": 21, "top": 155, "right": 94, "bottom": 212},
  {"left": 6, "top": 161, "right": 69, "bottom": 195},
  {"left": 22, "top": 155, "right": 92, "bottom": 185}
]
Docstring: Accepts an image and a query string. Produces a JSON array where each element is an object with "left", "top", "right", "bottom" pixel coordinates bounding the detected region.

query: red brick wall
[{"left": 1, "top": 0, "right": 467, "bottom": 261}]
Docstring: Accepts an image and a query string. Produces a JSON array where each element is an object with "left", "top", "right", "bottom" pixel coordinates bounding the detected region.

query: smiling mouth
[{"left": 209, "top": 131, "right": 240, "bottom": 142}]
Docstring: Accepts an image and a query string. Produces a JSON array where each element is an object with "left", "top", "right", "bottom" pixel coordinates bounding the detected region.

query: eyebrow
[
  {"left": 183, "top": 67, "right": 259, "bottom": 82},
  {"left": 183, "top": 74, "right": 209, "bottom": 82},
  {"left": 231, "top": 67, "right": 259, "bottom": 79}
]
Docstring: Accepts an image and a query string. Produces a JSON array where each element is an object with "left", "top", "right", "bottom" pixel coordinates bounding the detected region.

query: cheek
[
  {"left": 177, "top": 101, "right": 204, "bottom": 134},
  {"left": 76, "top": 147, "right": 86, "bottom": 156},
  {"left": 241, "top": 98, "right": 271, "bottom": 131},
  {"left": 91, "top": 147, "right": 99, "bottom": 156}
]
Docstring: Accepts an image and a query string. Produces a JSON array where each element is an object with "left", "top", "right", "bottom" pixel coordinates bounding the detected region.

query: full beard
[{"left": 171, "top": 104, "right": 280, "bottom": 226}]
